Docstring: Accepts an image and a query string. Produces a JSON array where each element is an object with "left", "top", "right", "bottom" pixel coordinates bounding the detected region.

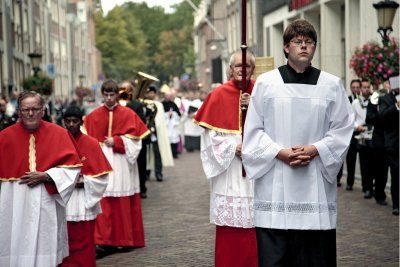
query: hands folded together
[{"left": 277, "top": 145, "right": 318, "bottom": 167}]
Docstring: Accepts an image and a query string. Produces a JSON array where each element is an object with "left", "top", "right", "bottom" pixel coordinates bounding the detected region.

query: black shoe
[
  {"left": 117, "top": 246, "right": 134, "bottom": 253},
  {"left": 346, "top": 185, "right": 353, "bottom": 191},
  {"left": 376, "top": 199, "right": 388, "bottom": 206},
  {"left": 96, "top": 245, "right": 116, "bottom": 259},
  {"left": 337, "top": 182, "right": 342, "bottom": 187},
  {"left": 156, "top": 173, "right": 163, "bottom": 182},
  {"left": 364, "top": 190, "right": 372, "bottom": 199},
  {"left": 140, "top": 192, "right": 147, "bottom": 199},
  {"left": 392, "top": 208, "right": 399, "bottom": 216}
]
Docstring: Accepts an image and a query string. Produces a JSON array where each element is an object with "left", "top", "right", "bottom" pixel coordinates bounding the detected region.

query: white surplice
[
  {"left": 200, "top": 130, "right": 254, "bottom": 228},
  {"left": 242, "top": 69, "right": 354, "bottom": 230},
  {"left": 182, "top": 99, "right": 204, "bottom": 137},
  {"left": 0, "top": 167, "right": 80, "bottom": 267},
  {"left": 101, "top": 136, "right": 141, "bottom": 197},
  {"left": 65, "top": 174, "right": 109, "bottom": 221}
]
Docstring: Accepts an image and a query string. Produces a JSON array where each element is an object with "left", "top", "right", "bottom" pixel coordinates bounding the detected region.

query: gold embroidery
[
  {"left": 29, "top": 134, "right": 36, "bottom": 172},
  {"left": 108, "top": 111, "right": 113, "bottom": 137}
]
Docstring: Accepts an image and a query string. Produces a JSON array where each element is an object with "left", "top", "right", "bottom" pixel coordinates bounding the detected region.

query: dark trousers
[
  {"left": 346, "top": 136, "right": 358, "bottom": 186},
  {"left": 387, "top": 150, "right": 399, "bottom": 209},
  {"left": 256, "top": 228, "right": 336, "bottom": 267},
  {"left": 150, "top": 140, "right": 162, "bottom": 176},
  {"left": 171, "top": 143, "right": 178, "bottom": 158},
  {"left": 337, "top": 165, "right": 343, "bottom": 185},
  {"left": 372, "top": 147, "right": 389, "bottom": 201},
  {"left": 138, "top": 145, "right": 147, "bottom": 194},
  {"left": 358, "top": 144, "right": 375, "bottom": 192}
]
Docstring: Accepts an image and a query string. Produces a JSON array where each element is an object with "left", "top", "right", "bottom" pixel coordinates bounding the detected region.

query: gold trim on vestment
[
  {"left": 108, "top": 111, "right": 113, "bottom": 137},
  {"left": 125, "top": 130, "right": 151, "bottom": 140},
  {"left": 192, "top": 119, "right": 242, "bottom": 134},
  {"left": 29, "top": 134, "right": 36, "bottom": 172},
  {"left": 58, "top": 164, "right": 83, "bottom": 168},
  {"left": 84, "top": 170, "right": 113, "bottom": 178},
  {"left": 0, "top": 165, "right": 82, "bottom": 181},
  {"left": 239, "top": 90, "right": 243, "bottom": 133}
]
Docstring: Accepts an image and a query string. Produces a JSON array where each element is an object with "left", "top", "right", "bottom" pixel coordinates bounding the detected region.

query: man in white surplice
[
  {"left": 242, "top": 19, "right": 354, "bottom": 267},
  {"left": 194, "top": 50, "right": 258, "bottom": 267}
]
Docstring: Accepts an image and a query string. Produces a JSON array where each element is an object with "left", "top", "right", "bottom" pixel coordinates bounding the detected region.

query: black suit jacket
[{"left": 378, "top": 92, "right": 399, "bottom": 152}]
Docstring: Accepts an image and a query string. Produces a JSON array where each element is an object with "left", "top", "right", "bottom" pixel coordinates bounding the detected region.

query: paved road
[{"left": 97, "top": 151, "right": 399, "bottom": 267}]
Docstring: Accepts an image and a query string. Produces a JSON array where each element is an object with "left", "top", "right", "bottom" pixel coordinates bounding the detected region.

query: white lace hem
[
  {"left": 254, "top": 201, "right": 337, "bottom": 214},
  {"left": 210, "top": 193, "right": 254, "bottom": 228},
  {"left": 103, "top": 189, "right": 139, "bottom": 197},
  {"left": 66, "top": 214, "right": 97, "bottom": 221}
]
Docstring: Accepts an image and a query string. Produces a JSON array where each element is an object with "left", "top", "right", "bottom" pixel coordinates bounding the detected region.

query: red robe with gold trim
[
  {"left": 0, "top": 121, "right": 82, "bottom": 267},
  {"left": 193, "top": 80, "right": 255, "bottom": 134},
  {"left": 84, "top": 104, "right": 149, "bottom": 247},
  {"left": 193, "top": 80, "right": 258, "bottom": 267},
  {"left": 61, "top": 132, "right": 112, "bottom": 267}
]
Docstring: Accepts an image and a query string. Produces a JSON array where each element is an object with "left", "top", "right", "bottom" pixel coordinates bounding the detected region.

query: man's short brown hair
[
  {"left": 101, "top": 79, "right": 119, "bottom": 94},
  {"left": 283, "top": 19, "right": 317, "bottom": 46}
]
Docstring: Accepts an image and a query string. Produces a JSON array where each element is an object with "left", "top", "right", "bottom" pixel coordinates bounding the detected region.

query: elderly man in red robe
[
  {"left": 0, "top": 91, "right": 82, "bottom": 267},
  {"left": 83, "top": 79, "right": 150, "bottom": 256},
  {"left": 61, "top": 106, "right": 112, "bottom": 267},
  {"left": 193, "top": 50, "right": 258, "bottom": 267}
]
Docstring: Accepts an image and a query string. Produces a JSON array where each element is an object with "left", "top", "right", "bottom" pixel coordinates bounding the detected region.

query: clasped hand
[
  {"left": 277, "top": 145, "right": 318, "bottom": 167},
  {"left": 104, "top": 136, "right": 114, "bottom": 147},
  {"left": 19, "top": 171, "right": 48, "bottom": 187},
  {"left": 240, "top": 93, "right": 250, "bottom": 107}
]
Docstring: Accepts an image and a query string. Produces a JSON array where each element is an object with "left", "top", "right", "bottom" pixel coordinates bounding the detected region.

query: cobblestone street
[{"left": 97, "top": 151, "right": 399, "bottom": 267}]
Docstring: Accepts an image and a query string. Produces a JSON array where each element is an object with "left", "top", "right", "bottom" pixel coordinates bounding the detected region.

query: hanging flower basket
[
  {"left": 22, "top": 75, "right": 53, "bottom": 95},
  {"left": 349, "top": 38, "right": 399, "bottom": 88}
]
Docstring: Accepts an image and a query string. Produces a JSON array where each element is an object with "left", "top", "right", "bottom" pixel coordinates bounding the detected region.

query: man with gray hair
[
  {"left": 0, "top": 91, "right": 82, "bottom": 266},
  {"left": 194, "top": 49, "right": 258, "bottom": 267}
]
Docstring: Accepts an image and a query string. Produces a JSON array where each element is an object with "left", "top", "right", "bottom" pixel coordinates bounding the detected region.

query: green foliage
[
  {"left": 95, "top": 0, "right": 201, "bottom": 83},
  {"left": 349, "top": 38, "right": 399, "bottom": 88},
  {"left": 22, "top": 75, "right": 53, "bottom": 95},
  {"left": 94, "top": 6, "right": 148, "bottom": 81}
]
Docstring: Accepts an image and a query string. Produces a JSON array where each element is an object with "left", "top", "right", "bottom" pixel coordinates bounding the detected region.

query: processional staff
[{"left": 241, "top": 0, "right": 247, "bottom": 178}]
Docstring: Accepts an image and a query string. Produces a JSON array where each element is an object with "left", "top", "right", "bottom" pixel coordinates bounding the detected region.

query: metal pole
[{"left": 241, "top": 0, "right": 247, "bottom": 177}]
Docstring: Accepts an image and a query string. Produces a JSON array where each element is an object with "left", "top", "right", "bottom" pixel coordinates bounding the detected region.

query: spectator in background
[
  {"left": 182, "top": 90, "right": 204, "bottom": 152},
  {"left": 162, "top": 91, "right": 181, "bottom": 159},
  {"left": 366, "top": 82, "right": 389, "bottom": 206},
  {"left": 145, "top": 86, "right": 175, "bottom": 181},
  {"left": 379, "top": 75, "right": 399, "bottom": 216},
  {"left": 353, "top": 79, "right": 374, "bottom": 199},
  {"left": 344, "top": 79, "right": 361, "bottom": 191},
  {"left": 0, "top": 98, "right": 15, "bottom": 131}
]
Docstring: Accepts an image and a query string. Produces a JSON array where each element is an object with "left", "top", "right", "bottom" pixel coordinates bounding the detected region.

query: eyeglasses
[
  {"left": 233, "top": 64, "right": 253, "bottom": 69},
  {"left": 290, "top": 39, "right": 316, "bottom": 47},
  {"left": 19, "top": 107, "right": 42, "bottom": 115}
]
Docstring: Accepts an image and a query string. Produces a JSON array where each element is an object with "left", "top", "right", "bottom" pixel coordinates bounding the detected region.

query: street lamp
[
  {"left": 28, "top": 52, "right": 42, "bottom": 76},
  {"left": 373, "top": 0, "right": 399, "bottom": 46},
  {"left": 78, "top": 74, "right": 85, "bottom": 87}
]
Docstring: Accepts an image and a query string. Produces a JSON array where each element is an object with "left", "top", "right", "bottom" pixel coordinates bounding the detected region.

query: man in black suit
[
  {"left": 341, "top": 79, "right": 361, "bottom": 190},
  {"left": 120, "top": 81, "right": 149, "bottom": 199},
  {"left": 379, "top": 75, "right": 399, "bottom": 215},
  {"left": 366, "top": 87, "right": 389, "bottom": 206}
]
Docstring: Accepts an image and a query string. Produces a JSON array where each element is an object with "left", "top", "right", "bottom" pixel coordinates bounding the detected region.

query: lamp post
[
  {"left": 78, "top": 74, "right": 85, "bottom": 87},
  {"left": 373, "top": 0, "right": 399, "bottom": 46},
  {"left": 28, "top": 52, "right": 42, "bottom": 76}
]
